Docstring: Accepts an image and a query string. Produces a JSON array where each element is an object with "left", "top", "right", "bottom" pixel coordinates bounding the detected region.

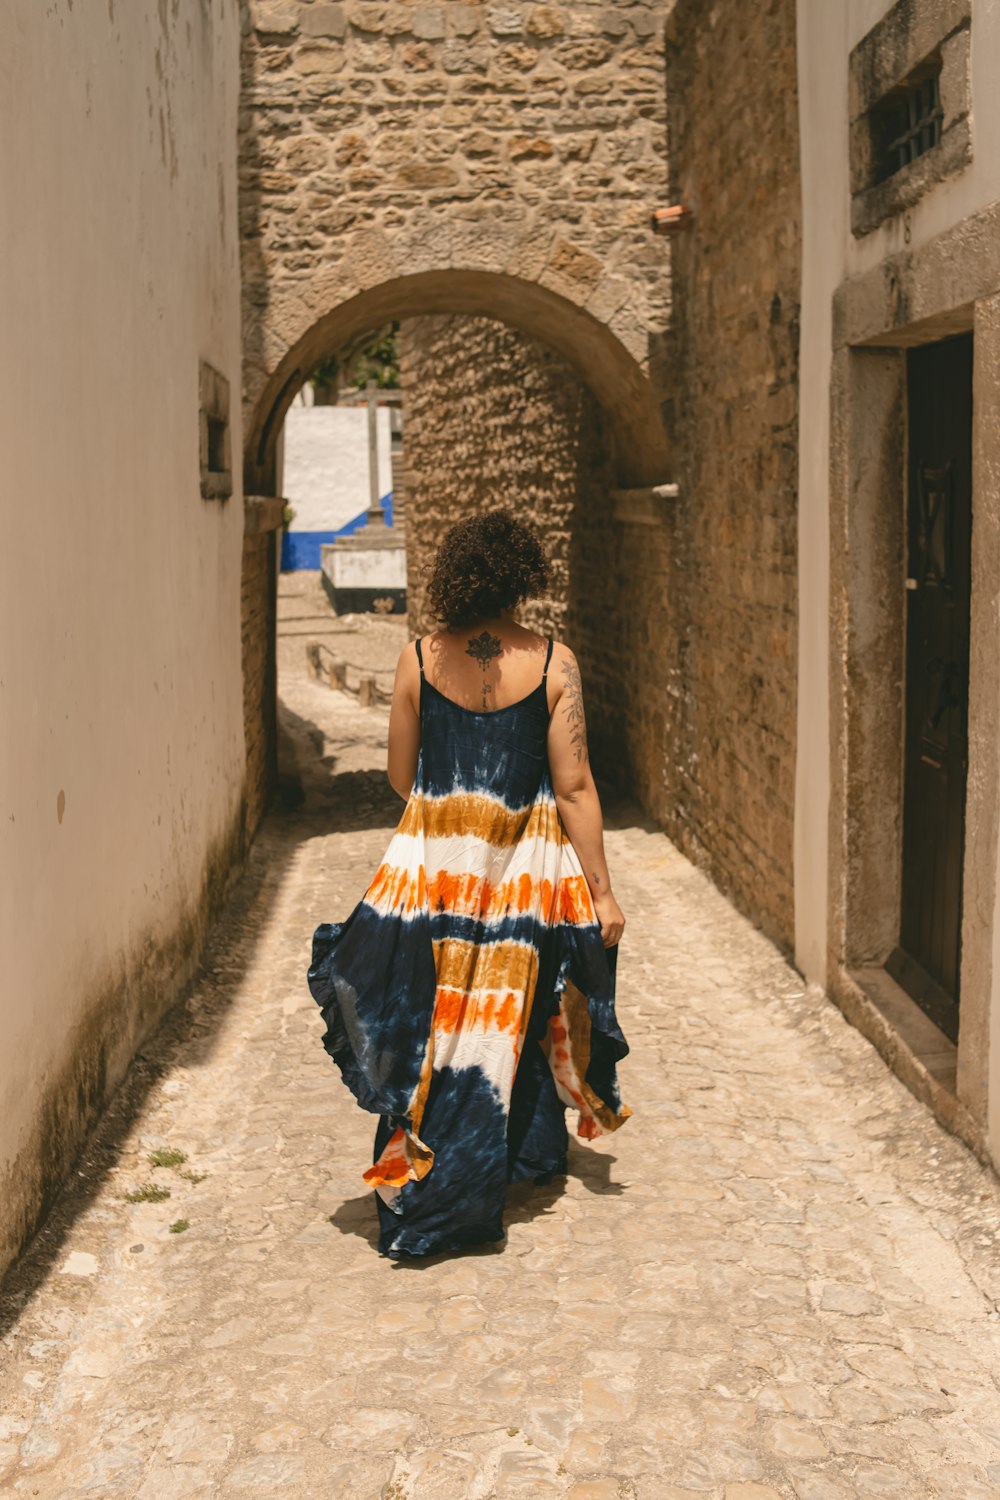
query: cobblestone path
[{"left": 3, "top": 625, "right": 1000, "bottom": 1499}]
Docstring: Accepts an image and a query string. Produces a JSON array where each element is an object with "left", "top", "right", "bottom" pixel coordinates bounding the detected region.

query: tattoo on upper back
[
  {"left": 561, "top": 657, "right": 588, "bottom": 762},
  {"left": 466, "top": 630, "right": 502, "bottom": 711},
  {"left": 465, "top": 630, "right": 502, "bottom": 667}
]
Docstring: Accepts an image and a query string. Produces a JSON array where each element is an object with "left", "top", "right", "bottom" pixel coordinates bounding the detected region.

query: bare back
[{"left": 420, "top": 621, "right": 553, "bottom": 714}]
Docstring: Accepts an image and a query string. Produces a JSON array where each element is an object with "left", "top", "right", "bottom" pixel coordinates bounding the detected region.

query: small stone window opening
[
  {"left": 199, "top": 359, "right": 232, "bottom": 501},
  {"left": 206, "top": 414, "right": 227, "bottom": 474},
  {"left": 849, "top": 4, "right": 970, "bottom": 238},
  {"left": 870, "top": 57, "right": 943, "bottom": 185}
]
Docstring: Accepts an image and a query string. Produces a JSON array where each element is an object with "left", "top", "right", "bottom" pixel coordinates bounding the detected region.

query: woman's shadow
[{"left": 327, "top": 1138, "right": 626, "bottom": 1264}]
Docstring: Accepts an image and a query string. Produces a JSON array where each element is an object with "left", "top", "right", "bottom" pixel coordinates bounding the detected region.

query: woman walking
[{"left": 308, "top": 508, "right": 631, "bottom": 1259}]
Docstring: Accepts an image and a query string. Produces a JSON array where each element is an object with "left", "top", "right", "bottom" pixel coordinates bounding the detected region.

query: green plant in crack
[
  {"left": 147, "top": 1147, "right": 187, "bottom": 1168},
  {"left": 169, "top": 1219, "right": 190, "bottom": 1234},
  {"left": 123, "top": 1183, "right": 171, "bottom": 1203}
]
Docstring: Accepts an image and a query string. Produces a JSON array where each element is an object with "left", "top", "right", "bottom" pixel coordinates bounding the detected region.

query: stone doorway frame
[{"left": 826, "top": 201, "right": 1000, "bottom": 1160}]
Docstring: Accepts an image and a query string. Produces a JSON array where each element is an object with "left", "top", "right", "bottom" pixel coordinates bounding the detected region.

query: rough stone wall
[
  {"left": 241, "top": 0, "right": 802, "bottom": 954},
  {"left": 239, "top": 0, "right": 670, "bottom": 317},
  {"left": 662, "top": 0, "right": 801, "bottom": 946},
  {"left": 238, "top": 0, "right": 672, "bottom": 485},
  {"left": 400, "top": 315, "right": 624, "bottom": 775}
]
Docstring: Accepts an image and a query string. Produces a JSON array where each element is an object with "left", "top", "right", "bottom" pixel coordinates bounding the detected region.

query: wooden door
[{"left": 888, "top": 333, "right": 973, "bottom": 1043}]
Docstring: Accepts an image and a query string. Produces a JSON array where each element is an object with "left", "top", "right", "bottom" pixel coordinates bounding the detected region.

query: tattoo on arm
[{"left": 561, "top": 657, "right": 588, "bottom": 762}]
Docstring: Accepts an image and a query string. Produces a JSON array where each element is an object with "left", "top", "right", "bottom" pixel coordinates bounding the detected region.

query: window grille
[{"left": 871, "top": 61, "right": 943, "bottom": 184}]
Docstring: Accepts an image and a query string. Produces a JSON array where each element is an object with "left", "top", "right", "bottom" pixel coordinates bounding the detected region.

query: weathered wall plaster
[{"left": 0, "top": 0, "right": 245, "bottom": 1280}]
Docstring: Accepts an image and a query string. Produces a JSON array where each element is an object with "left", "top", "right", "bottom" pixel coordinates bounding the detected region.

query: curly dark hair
[{"left": 425, "top": 507, "right": 551, "bottom": 629}]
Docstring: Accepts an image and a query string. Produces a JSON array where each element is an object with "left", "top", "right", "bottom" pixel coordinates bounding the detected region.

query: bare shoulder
[
  {"left": 396, "top": 638, "right": 421, "bottom": 672},
  {"left": 393, "top": 639, "right": 422, "bottom": 700}
]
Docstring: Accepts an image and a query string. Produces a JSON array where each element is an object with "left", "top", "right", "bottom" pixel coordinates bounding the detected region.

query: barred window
[{"left": 870, "top": 59, "right": 943, "bottom": 185}]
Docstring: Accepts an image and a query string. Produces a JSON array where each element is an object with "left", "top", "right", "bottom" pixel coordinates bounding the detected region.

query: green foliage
[
  {"left": 169, "top": 1219, "right": 190, "bottom": 1234},
  {"left": 123, "top": 1182, "right": 171, "bottom": 1203},
  {"left": 311, "top": 321, "right": 400, "bottom": 393},
  {"left": 147, "top": 1147, "right": 187, "bottom": 1168},
  {"left": 311, "top": 352, "right": 340, "bottom": 389}
]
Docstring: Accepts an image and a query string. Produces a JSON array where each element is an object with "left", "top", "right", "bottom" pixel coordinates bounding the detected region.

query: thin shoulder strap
[
  {"left": 542, "top": 637, "right": 554, "bottom": 681},
  {"left": 414, "top": 636, "right": 425, "bottom": 678}
]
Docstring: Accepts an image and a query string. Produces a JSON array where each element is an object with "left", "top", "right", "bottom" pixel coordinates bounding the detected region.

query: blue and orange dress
[{"left": 307, "top": 635, "right": 631, "bottom": 1258}]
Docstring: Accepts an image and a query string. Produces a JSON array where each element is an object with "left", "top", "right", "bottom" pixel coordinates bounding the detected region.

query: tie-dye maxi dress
[{"left": 307, "top": 635, "right": 631, "bottom": 1258}]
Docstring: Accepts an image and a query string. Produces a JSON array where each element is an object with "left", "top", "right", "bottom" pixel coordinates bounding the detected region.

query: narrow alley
[{"left": 2, "top": 580, "right": 1000, "bottom": 1500}]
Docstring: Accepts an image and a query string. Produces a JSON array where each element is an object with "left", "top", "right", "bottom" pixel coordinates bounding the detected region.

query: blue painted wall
[{"left": 280, "top": 492, "right": 395, "bottom": 571}]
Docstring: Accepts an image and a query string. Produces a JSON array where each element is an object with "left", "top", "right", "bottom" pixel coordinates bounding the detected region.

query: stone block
[
  {"left": 252, "top": 2, "right": 299, "bottom": 37},
  {"left": 939, "top": 24, "right": 971, "bottom": 131},
  {"left": 284, "top": 136, "right": 329, "bottom": 173},
  {"left": 300, "top": 4, "right": 347, "bottom": 39},
  {"left": 343, "top": 226, "right": 398, "bottom": 289},
  {"left": 599, "top": 8, "right": 629, "bottom": 36},
  {"left": 607, "top": 303, "right": 647, "bottom": 365},
  {"left": 446, "top": 4, "right": 481, "bottom": 36},
  {"left": 585, "top": 274, "right": 632, "bottom": 323},
  {"left": 509, "top": 135, "right": 555, "bottom": 160},
  {"left": 395, "top": 162, "right": 461, "bottom": 189},
  {"left": 293, "top": 43, "right": 346, "bottom": 75},
  {"left": 399, "top": 217, "right": 454, "bottom": 272},
  {"left": 344, "top": 1, "right": 388, "bottom": 33},
  {"left": 463, "top": 129, "right": 498, "bottom": 157},
  {"left": 450, "top": 220, "right": 517, "bottom": 274},
  {"left": 546, "top": 237, "right": 604, "bottom": 290},
  {"left": 412, "top": 8, "right": 446, "bottom": 41},
  {"left": 504, "top": 229, "right": 553, "bottom": 283},
  {"left": 555, "top": 37, "right": 613, "bottom": 68},
  {"left": 527, "top": 6, "right": 566, "bottom": 37},
  {"left": 488, "top": 6, "right": 525, "bottom": 36},
  {"left": 628, "top": 7, "right": 662, "bottom": 39}
]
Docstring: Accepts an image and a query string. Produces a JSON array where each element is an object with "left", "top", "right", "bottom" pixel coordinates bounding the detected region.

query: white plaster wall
[
  {"left": 280, "top": 404, "right": 393, "bottom": 532},
  {"left": 0, "top": 0, "right": 244, "bottom": 1235},
  {"left": 794, "top": 0, "right": 1000, "bottom": 985},
  {"left": 329, "top": 543, "right": 408, "bottom": 589}
]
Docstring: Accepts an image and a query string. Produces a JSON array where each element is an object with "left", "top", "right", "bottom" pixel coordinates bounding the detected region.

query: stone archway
[
  {"left": 238, "top": 0, "right": 673, "bottom": 832},
  {"left": 244, "top": 265, "right": 672, "bottom": 494},
  {"left": 240, "top": 266, "right": 672, "bottom": 833}
]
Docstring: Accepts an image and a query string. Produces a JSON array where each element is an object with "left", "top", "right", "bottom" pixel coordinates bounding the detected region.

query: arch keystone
[
  {"left": 244, "top": 268, "right": 672, "bottom": 492},
  {"left": 344, "top": 227, "right": 399, "bottom": 291},
  {"left": 449, "top": 221, "right": 519, "bottom": 276}
]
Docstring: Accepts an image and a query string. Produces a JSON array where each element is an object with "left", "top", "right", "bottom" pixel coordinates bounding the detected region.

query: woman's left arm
[{"left": 386, "top": 641, "right": 422, "bottom": 799}]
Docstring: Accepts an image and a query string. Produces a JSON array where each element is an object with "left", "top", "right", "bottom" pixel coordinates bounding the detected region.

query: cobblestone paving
[
  {"left": 277, "top": 570, "right": 407, "bottom": 704},
  {"left": 3, "top": 629, "right": 1000, "bottom": 1500}
]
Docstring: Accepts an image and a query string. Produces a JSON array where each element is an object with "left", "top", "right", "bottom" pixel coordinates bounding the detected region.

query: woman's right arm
[
  {"left": 386, "top": 642, "right": 421, "bottom": 799},
  {"left": 546, "top": 645, "right": 625, "bottom": 948}
]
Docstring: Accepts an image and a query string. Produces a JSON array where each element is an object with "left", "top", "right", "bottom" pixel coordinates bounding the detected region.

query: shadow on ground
[
  {"left": 0, "top": 679, "right": 648, "bottom": 1319},
  {"left": 328, "top": 1137, "right": 627, "bottom": 1267}
]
